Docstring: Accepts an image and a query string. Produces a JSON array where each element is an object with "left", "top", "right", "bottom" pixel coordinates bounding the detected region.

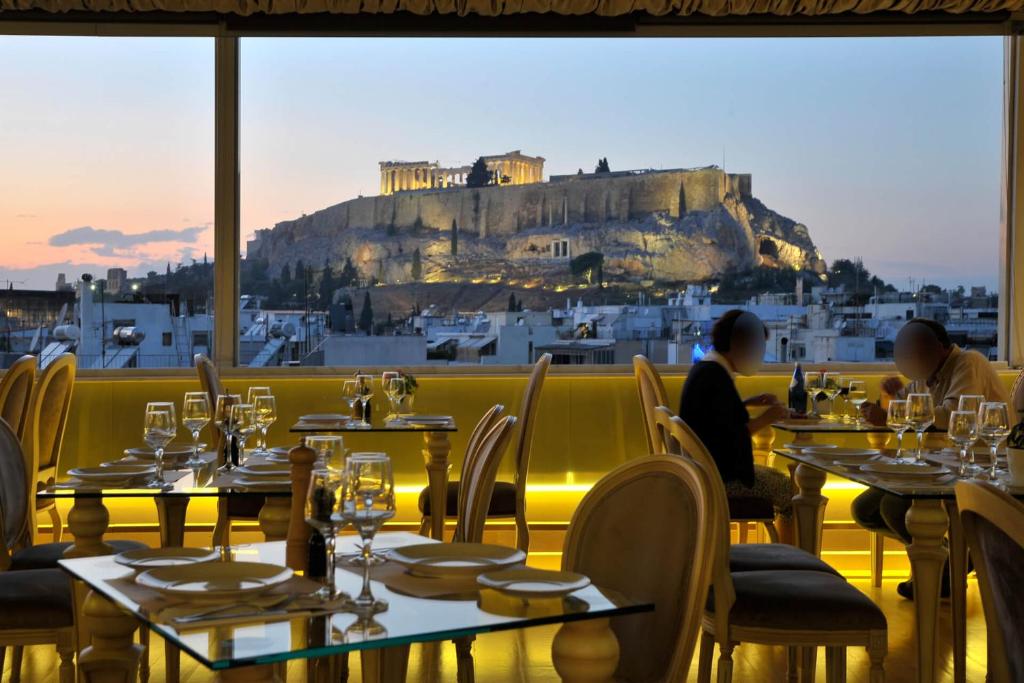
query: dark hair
[
  {"left": 711, "top": 309, "right": 769, "bottom": 353},
  {"left": 906, "top": 317, "right": 952, "bottom": 348}
]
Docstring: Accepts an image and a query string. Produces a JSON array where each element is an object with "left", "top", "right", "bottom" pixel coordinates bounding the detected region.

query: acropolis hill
[{"left": 246, "top": 152, "right": 825, "bottom": 287}]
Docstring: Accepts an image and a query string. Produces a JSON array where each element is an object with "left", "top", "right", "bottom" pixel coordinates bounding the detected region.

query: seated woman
[{"left": 679, "top": 309, "right": 793, "bottom": 540}]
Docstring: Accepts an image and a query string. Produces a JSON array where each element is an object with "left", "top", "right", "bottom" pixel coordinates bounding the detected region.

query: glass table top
[
  {"left": 59, "top": 534, "right": 649, "bottom": 671},
  {"left": 772, "top": 419, "right": 890, "bottom": 434},
  {"left": 290, "top": 420, "right": 457, "bottom": 433}
]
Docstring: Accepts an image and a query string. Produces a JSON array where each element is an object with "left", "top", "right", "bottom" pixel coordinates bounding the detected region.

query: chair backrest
[
  {"left": 0, "top": 355, "right": 37, "bottom": 441},
  {"left": 633, "top": 354, "right": 670, "bottom": 454},
  {"left": 955, "top": 480, "right": 1024, "bottom": 683},
  {"left": 194, "top": 353, "right": 225, "bottom": 451},
  {"left": 562, "top": 453, "right": 719, "bottom": 682},
  {"left": 23, "top": 352, "right": 76, "bottom": 479},
  {"left": 510, "top": 353, "right": 551, "bottom": 551},
  {"left": 455, "top": 415, "right": 518, "bottom": 544},
  {"left": 456, "top": 404, "right": 504, "bottom": 522},
  {"left": 1011, "top": 366, "right": 1024, "bottom": 418},
  {"left": 0, "top": 418, "right": 29, "bottom": 561}
]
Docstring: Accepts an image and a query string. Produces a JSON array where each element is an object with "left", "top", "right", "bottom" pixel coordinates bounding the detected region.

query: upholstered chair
[{"left": 0, "top": 355, "right": 37, "bottom": 442}]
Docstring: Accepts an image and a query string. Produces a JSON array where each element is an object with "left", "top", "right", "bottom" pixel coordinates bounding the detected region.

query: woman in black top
[{"left": 679, "top": 310, "right": 794, "bottom": 521}]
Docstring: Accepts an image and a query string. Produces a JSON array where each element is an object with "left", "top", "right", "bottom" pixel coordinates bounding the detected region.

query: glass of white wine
[
  {"left": 355, "top": 375, "right": 374, "bottom": 429},
  {"left": 822, "top": 372, "right": 842, "bottom": 421},
  {"left": 253, "top": 394, "right": 277, "bottom": 455},
  {"left": 182, "top": 392, "right": 210, "bottom": 469},
  {"left": 247, "top": 387, "right": 272, "bottom": 454},
  {"left": 907, "top": 393, "right": 935, "bottom": 464},
  {"left": 846, "top": 379, "right": 868, "bottom": 425},
  {"left": 977, "top": 401, "right": 1011, "bottom": 481},
  {"left": 804, "top": 372, "right": 823, "bottom": 418},
  {"left": 958, "top": 394, "right": 986, "bottom": 474},
  {"left": 144, "top": 403, "right": 176, "bottom": 488},
  {"left": 887, "top": 399, "right": 911, "bottom": 463},
  {"left": 948, "top": 410, "right": 978, "bottom": 478},
  {"left": 229, "top": 403, "right": 258, "bottom": 466}
]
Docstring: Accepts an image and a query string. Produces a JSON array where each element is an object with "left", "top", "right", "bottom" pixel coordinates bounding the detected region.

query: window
[{"left": 0, "top": 36, "right": 214, "bottom": 369}]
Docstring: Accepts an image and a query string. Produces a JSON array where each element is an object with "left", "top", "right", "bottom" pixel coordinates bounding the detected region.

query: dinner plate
[
  {"left": 859, "top": 462, "right": 949, "bottom": 476},
  {"left": 300, "top": 414, "right": 349, "bottom": 423},
  {"left": 232, "top": 477, "right": 292, "bottom": 490},
  {"left": 805, "top": 447, "right": 879, "bottom": 458},
  {"left": 124, "top": 445, "right": 199, "bottom": 460},
  {"left": 115, "top": 547, "right": 220, "bottom": 571},
  {"left": 783, "top": 443, "right": 836, "bottom": 452},
  {"left": 68, "top": 464, "right": 155, "bottom": 483},
  {"left": 388, "top": 543, "right": 526, "bottom": 578},
  {"left": 477, "top": 568, "right": 590, "bottom": 598},
  {"left": 136, "top": 562, "right": 293, "bottom": 602},
  {"left": 403, "top": 415, "right": 453, "bottom": 426},
  {"left": 235, "top": 463, "right": 291, "bottom": 478}
]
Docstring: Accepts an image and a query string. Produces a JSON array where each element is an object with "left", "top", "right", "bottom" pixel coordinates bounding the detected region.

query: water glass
[
  {"left": 384, "top": 377, "right": 407, "bottom": 424},
  {"left": 182, "top": 392, "right": 210, "bottom": 468},
  {"left": 253, "top": 395, "right": 277, "bottom": 455},
  {"left": 887, "top": 399, "right": 911, "bottom": 463},
  {"left": 336, "top": 452, "right": 395, "bottom": 610},
  {"left": 341, "top": 380, "right": 359, "bottom": 425},
  {"left": 144, "top": 403, "right": 176, "bottom": 487},
  {"left": 978, "top": 401, "right": 1011, "bottom": 481},
  {"left": 356, "top": 375, "right": 374, "bottom": 428},
  {"left": 247, "top": 387, "right": 272, "bottom": 452},
  {"left": 906, "top": 393, "right": 935, "bottom": 464},
  {"left": 307, "top": 435, "right": 346, "bottom": 474},
  {"left": 229, "top": 403, "right": 258, "bottom": 465},
  {"left": 948, "top": 410, "right": 978, "bottom": 478},
  {"left": 304, "top": 470, "right": 345, "bottom": 599}
]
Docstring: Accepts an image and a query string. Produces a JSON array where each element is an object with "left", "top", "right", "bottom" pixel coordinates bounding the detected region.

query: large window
[{"left": 0, "top": 36, "right": 214, "bottom": 369}]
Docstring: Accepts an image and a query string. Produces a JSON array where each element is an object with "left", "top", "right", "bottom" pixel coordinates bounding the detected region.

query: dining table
[
  {"left": 775, "top": 441, "right": 1016, "bottom": 683},
  {"left": 58, "top": 533, "right": 651, "bottom": 683}
]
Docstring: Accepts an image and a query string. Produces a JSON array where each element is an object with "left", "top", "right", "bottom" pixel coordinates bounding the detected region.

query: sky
[{"left": 0, "top": 35, "right": 1004, "bottom": 291}]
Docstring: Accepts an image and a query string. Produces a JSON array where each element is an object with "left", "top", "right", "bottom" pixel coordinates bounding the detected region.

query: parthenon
[{"left": 379, "top": 150, "right": 544, "bottom": 196}]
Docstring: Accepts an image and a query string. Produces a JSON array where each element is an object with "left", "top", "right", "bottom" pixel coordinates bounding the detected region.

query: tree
[
  {"left": 338, "top": 257, "right": 358, "bottom": 288},
  {"left": 319, "top": 260, "right": 335, "bottom": 305},
  {"left": 411, "top": 248, "right": 422, "bottom": 281},
  {"left": 451, "top": 218, "right": 459, "bottom": 256},
  {"left": 280, "top": 263, "right": 292, "bottom": 285},
  {"left": 359, "top": 291, "right": 374, "bottom": 334},
  {"left": 577, "top": 168, "right": 584, "bottom": 175},
  {"left": 595, "top": 157, "right": 611, "bottom": 173},
  {"left": 466, "top": 157, "right": 492, "bottom": 188},
  {"left": 508, "top": 293, "right": 517, "bottom": 312},
  {"left": 570, "top": 251, "right": 604, "bottom": 286}
]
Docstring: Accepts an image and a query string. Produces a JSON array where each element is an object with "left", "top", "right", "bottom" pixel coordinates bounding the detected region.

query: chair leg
[
  {"left": 697, "top": 631, "right": 715, "bottom": 683},
  {"left": 11, "top": 645, "right": 23, "bottom": 683},
  {"left": 825, "top": 647, "right": 847, "bottom": 683},
  {"left": 139, "top": 625, "right": 150, "bottom": 683},
  {"left": 716, "top": 641, "right": 735, "bottom": 683},
  {"left": 868, "top": 633, "right": 887, "bottom": 683},
  {"left": 48, "top": 505, "right": 63, "bottom": 543},
  {"left": 57, "top": 637, "right": 76, "bottom": 683},
  {"left": 418, "top": 516, "right": 430, "bottom": 537},
  {"left": 515, "top": 507, "right": 529, "bottom": 553},
  {"left": 799, "top": 647, "right": 817, "bottom": 683},
  {"left": 166, "top": 643, "right": 181, "bottom": 683},
  {"left": 0, "top": 646, "right": 6, "bottom": 675},
  {"left": 765, "top": 520, "right": 780, "bottom": 544},
  {"left": 787, "top": 647, "right": 798, "bottom": 683},
  {"left": 213, "top": 499, "right": 230, "bottom": 548},
  {"left": 455, "top": 636, "right": 475, "bottom": 683},
  {"left": 871, "top": 532, "right": 885, "bottom": 588},
  {"left": 738, "top": 522, "right": 749, "bottom": 544}
]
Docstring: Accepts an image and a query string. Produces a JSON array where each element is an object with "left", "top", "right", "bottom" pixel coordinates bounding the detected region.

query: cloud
[{"left": 49, "top": 225, "right": 207, "bottom": 249}]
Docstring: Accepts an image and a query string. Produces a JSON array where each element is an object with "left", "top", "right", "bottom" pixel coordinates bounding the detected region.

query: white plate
[
  {"left": 124, "top": 445, "right": 199, "bottom": 460},
  {"left": 68, "top": 464, "right": 155, "bottom": 483},
  {"left": 115, "top": 547, "right": 220, "bottom": 570},
  {"left": 235, "top": 463, "right": 291, "bottom": 478},
  {"left": 300, "top": 414, "right": 349, "bottom": 423},
  {"left": 232, "top": 477, "right": 291, "bottom": 490},
  {"left": 805, "top": 447, "right": 879, "bottom": 458},
  {"left": 783, "top": 443, "right": 836, "bottom": 452},
  {"left": 477, "top": 568, "right": 590, "bottom": 598},
  {"left": 404, "top": 415, "right": 453, "bottom": 426},
  {"left": 388, "top": 543, "right": 526, "bottom": 578},
  {"left": 860, "top": 462, "right": 949, "bottom": 476},
  {"left": 136, "top": 562, "right": 293, "bottom": 602}
]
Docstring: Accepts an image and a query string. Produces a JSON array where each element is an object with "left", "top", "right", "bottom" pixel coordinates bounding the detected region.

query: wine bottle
[
  {"left": 307, "top": 531, "right": 327, "bottom": 580},
  {"left": 788, "top": 363, "right": 808, "bottom": 414}
]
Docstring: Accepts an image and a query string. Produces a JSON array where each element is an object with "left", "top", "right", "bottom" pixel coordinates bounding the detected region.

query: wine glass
[
  {"left": 381, "top": 371, "right": 399, "bottom": 414},
  {"left": 384, "top": 377, "right": 407, "bottom": 425},
  {"left": 304, "top": 470, "right": 345, "bottom": 600},
  {"left": 144, "top": 403, "right": 176, "bottom": 488},
  {"left": 907, "top": 393, "right": 935, "bottom": 464},
  {"left": 214, "top": 394, "right": 241, "bottom": 471},
  {"left": 887, "top": 399, "right": 911, "bottom": 463},
  {"left": 341, "top": 380, "right": 359, "bottom": 427},
  {"left": 336, "top": 452, "right": 395, "bottom": 610},
  {"left": 822, "top": 372, "right": 842, "bottom": 420},
  {"left": 229, "top": 403, "right": 258, "bottom": 465},
  {"left": 182, "top": 392, "right": 210, "bottom": 468},
  {"left": 356, "top": 375, "right": 374, "bottom": 429},
  {"left": 846, "top": 380, "right": 868, "bottom": 425},
  {"left": 948, "top": 410, "right": 978, "bottom": 478},
  {"left": 804, "top": 372, "right": 823, "bottom": 418},
  {"left": 977, "top": 402, "right": 1011, "bottom": 481},
  {"left": 253, "top": 395, "right": 277, "bottom": 456},
  {"left": 958, "top": 394, "right": 986, "bottom": 473},
  {"left": 247, "top": 387, "right": 272, "bottom": 454},
  {"left": 306, "top": 435, "right": 346, "bottom": 474}
]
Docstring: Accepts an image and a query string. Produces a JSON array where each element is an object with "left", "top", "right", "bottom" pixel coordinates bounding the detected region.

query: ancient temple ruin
[{"left": 379, "top": 150, "right": 544, "bottom": 195}]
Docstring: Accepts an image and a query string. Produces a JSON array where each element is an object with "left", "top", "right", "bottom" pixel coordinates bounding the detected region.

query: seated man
[
  {"left": 855, "top": 317, "right": 1012, "bottom": 599},
  {"left": 679, "top": 310, "right": 794, "bottom": 542}
]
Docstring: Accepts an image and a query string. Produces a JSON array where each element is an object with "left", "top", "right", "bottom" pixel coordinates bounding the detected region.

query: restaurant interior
[{"left": 4, "top": 1, "right": 1024, "bottom": 682}]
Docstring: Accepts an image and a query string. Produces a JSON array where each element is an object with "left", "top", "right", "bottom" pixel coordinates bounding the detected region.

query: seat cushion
[
  {"left": 728, "top": 495, "right": 775, "bottom": 520},
  {"left": 11, "top": 540, "right": 149, "bottom": 571},
  {"left": 0, "top": 568, "right": 73, "bottom": 629},
  {"left": 729, "top": 544, "right": 841, "bottom": 576},
  {"left": 418, "top": 480, "right": 516, "bottom": 517},
  {"left": 708, "top": 570, "right": 887, "bottom": 631}
]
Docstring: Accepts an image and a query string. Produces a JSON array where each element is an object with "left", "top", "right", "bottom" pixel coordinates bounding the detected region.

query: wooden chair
[
  {"left": 418, "top": 353, "right": 550, "bottom": 551},
  {"left": 693, "top": 424, "right": 887, "bottom": 683},
  {"left": 955, "top": 480, "right": 1024, "bottom": 683},
  {"left": 0, "top": 355, "right": 37, "bottom": 442},
  {"left": 654, "top": 406, "right": 840, "bottom": 575},
  {"left": 561, "top": 453, "right": 719, "bottom": 681},
  {"left": 23, "top": 353, "right": 75, "bottom": 545},
  {"left": 634, "top": 354, "right": 779, "bottom": 544}
]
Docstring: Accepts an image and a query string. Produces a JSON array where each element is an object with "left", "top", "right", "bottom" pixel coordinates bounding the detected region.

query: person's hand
[
  {"left": 764, "top": 403, "right": 791, "bottom": 422},
  {"left": 880, "top": 376, "right": 904, "bottom": 397},
  {"left": 860, "top": 402, "right": 887, "bottom": 426},
  {"left": 745, "top": 393, "right": 781, "bottom": 407}
]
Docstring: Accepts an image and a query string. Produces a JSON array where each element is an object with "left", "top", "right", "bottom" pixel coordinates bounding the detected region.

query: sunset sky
[{"left": 0, "top": 35, "right": 1003, "bottom": 291}]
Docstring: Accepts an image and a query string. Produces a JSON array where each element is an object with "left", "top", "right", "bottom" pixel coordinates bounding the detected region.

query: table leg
[
  {"left": 216, "top": 664, "right": 281, "bottom": 682},
  {"left": 944, "top": 500, "right": 967, "bottom": 683},
  {"left": 361, "top": 645, "right": 410, "bottom": 683},
  {"left": 792, "top": 464, "right": 828, "bottom": 557},
  {"left": 63, "top": 496, "right": 113, "bottom": 558},
  {"left": 865, "top": 432, "right": 891, "bottom": 450},
  {"left": 551, "top": 618, "right": 619, "bottom": 682},
  {"left": 77, "top": 589, "right": 143, "bottom": 683},
  {"left": 792, "top": 432, "right": 815, "bottom": 445},
  {"left": 905, "top": 499, "right": 949, "bottom": 683},
  {"left": 422, "top": 431, "right": 452, "bottom": 541},
  {"left": 259, "top": 497, "right": 291, "bottom": 542},
  {"left": 154, "top": 496, "right": 190, "bottom": 548}
]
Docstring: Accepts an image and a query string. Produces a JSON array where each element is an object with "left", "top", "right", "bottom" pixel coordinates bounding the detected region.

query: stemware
[
  {"left": 144, "top": 403, "right": 176, "bottom": 488},
  {"left": 247, "top": 387, "right": 272, "bottom": 453},
  {"left": 804, "top": 372, "right": 823, "bottom": 418},
  {"left": 304, "top": 470, "right": 346, "bottom": 600},
  {"left": 341, "top": 380, "right": 360, "bottom": 426},
  {"left": 958, "top": 394, "right": 987, "bottom": 473},
  {"left": 253, "top": 395, "right": 277, "bottom": 456},
  {"left": 229, "top": 403, "right": 258, "bottom": 466},
  {"left": 977, "top": 401, "right": 1011, "bottom": 481},
  {"left": 846, "top": 380, "right": 868, "bottom": 425},
  {"left": 336, "top": 453, "right": 395, "bottom": 610},
  {"left": 887, "top": 400, "right": 911, "bottom": 463},
  {"left": 906, "top": 393, "right": 935, "bottom": 464},
  {"left": 214, "top": 394, "right": 241, "bottom": 471},
  {"left": 306, "top": 435, "right": 346, "bottom": 474},
  {"left": 355, "top": 375, "right": 374, "bottom": 429},
  {"left": 948, "top": 410, "right": 978, "bottom": 478},
  {"left": 384, "top": 377, "right": 407, "bottom": 425},
  {"left": 182, "top": 392, "right": 211, "bottom": 469},
  {"left": 822, "top": 372, "right": 842, "bottom": 420}
]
